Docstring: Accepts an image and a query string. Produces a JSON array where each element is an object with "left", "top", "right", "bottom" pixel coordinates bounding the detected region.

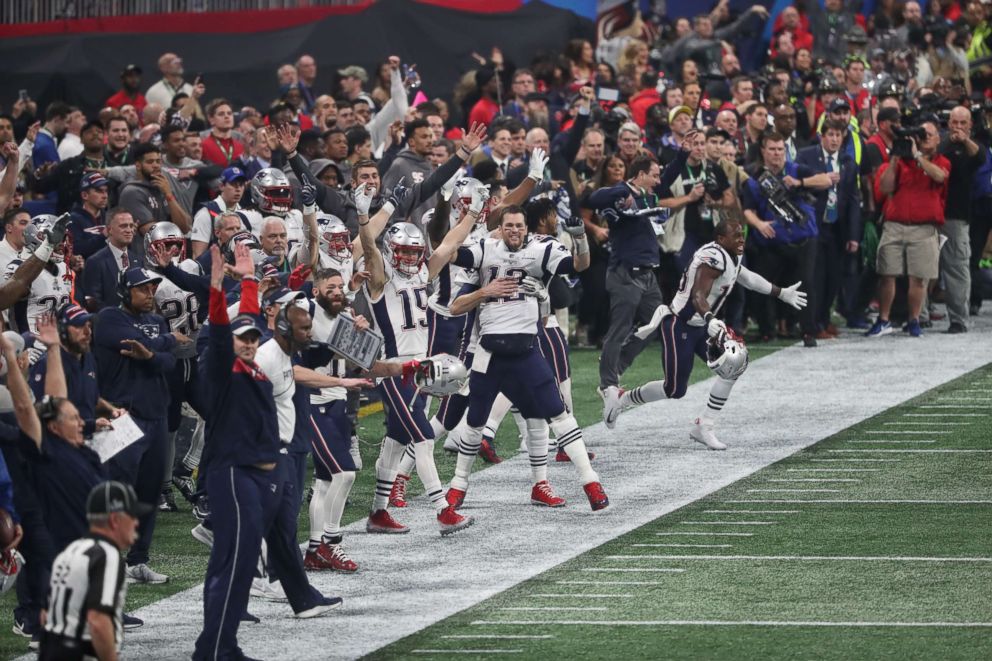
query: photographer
[
  {"left": 742, "top": 131, "right": 834, "bottom": 346},
  {"left": 868, "top": 119, "right": 950, "bottom": 337},
  {"left": 938, "top": 106, "right": 986, "bottom": 333}
]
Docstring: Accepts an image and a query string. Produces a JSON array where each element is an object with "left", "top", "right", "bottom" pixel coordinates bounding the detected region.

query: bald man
[{"left": 145, "top": 52, "right": 193, "bottom": 109}]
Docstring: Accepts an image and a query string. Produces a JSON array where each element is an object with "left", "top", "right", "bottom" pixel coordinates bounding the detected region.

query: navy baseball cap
[
  {"left": 57, "top": 303, "right": 93, "bottom": 327},
  {"left": 221, "top": 166, "right": 248, "bottom": 184},
  {"left": 263, "top": 287, "right": 305, "bottom": 308},
  {"left": 87, "top": 480, "right": 153, "bottom": 517},
  {"left": 80, "top": 172, "right": 109, "bottom": 191},
  {"left": 122, "top": 267, "right": 163, "bottom": 290},
  {"left": 230, "top": 314, "right": 264, "bottom": 337},
  {"left": 828, "top": 98, "right": 851, "bottom": 114}
]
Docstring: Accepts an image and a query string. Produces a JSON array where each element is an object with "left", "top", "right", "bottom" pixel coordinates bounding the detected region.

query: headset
[
  {"left": 275, "top": 303, "right": 292, "bottom": 339},
  {"left": 36, "top": 395, "right": 64, "bottom": 424},
  {"left": 116, "top": 269, "right": 133, "bottom": 309},
  {"left": 55, "top": 303, "right": 73, "bottom": 344}
]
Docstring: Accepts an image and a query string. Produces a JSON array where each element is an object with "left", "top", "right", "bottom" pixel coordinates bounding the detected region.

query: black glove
[
  {"left": 48, "top": 213, "right": 71, "bottom": 246},
  {"left": 301, "top": 182, "right": 317, "bottom": 208},
  {"left": 387, "top": 177, "right": 411, "bottom": 209}
]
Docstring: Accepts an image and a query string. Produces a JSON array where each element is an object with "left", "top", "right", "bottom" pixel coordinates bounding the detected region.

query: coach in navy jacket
[
  {"left": 796, "top": 121, "right": 862, "bottom": 334},
  {"left": 92, "top": 267, "right": 175, "bottom": 576}
]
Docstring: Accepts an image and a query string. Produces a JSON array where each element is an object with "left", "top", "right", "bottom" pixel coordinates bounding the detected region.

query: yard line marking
[
  {"left": 935, "top": 397, "right": 991, "bottom": 401},
  {"left": 723, "top": 499, "right": 992, "bottom": 504},
  {"left": 655, "top": 532, "right": 753, "bottom": 537},
  {"left": 785, "top": 469, "right": 880, "bottom": 473},
  {"left": 413, "top": 649, "right": 523, "bottom": 654},
  {"left": 531, "top": 594, "right": 632, "bottom": 599},
  {"left": 441, "top": 635, "right": 555, "bottom": 640},
  {"left": 632, "top": 544, "right": 733, "bottom": 549},
  {"left": 808, "top": 458, "right": 902, "bottom": 462},
  {"left": 746, "top": 489, "right": 842, "bottom": 493},
  {"left": 848, "top": 440, "right": 936, "bottom": 444},
  {"left": 703, "top": 509, "right": 802, "bottom": 513},
  {"left": 958, "top": 388, "right": 991, "bottom": 392},
  {"left": 919, "top": 405, "right": 987, "bottom": 409},
  {"left": 681, "top": 521, "right": 777, "bottom": 525},
  {"left": 864, "top": 430, "right": 950, "bottom": 434},
  {"left": 904, "top": 413, "right": 984, "bottom": 417},
  {"left": 499, "top": 607, "right": 608, "bottom": 612},
  {"left": 766, "top": 478, "right": 861, "bottom": 482},
  {"left": 582, "top": 568, "right": 686, "bottom": 573},
  {"left": 883, "top": 421, "right": 968, "bottom": 425},
  {"left": 604, "top": 555, "right": 992, "bottom": 562},
  {"left": 469, "top": 620, "right": 992, "bottom": 629},
  {"left": 828, "top": 449, "right": 992, "bottom": 453},
  {"left": 555, "top": 581, "right": 670, "bottom": 586}
]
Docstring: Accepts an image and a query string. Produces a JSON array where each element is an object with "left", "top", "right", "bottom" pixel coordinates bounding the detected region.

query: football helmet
[
  {"left": 223, "top": 230, "right": 261, "bottom": 265},
  {"left": 707, "top": 328, "right": 749, "bottom": 380},
  {"left": 0, "top": 550, "right": 23, "bottom": 594},
  {"left": 250, "top": 168, "right": 293, "bottom": 215},
  {"left": 24, "top": 215, "right": 72, "bottom": 264},
  {"left": 415, "top": 353, "right": 469, "bottom": 396},
  {"left": 383, "top": 222, "right": 426, "bottom": 277},
  {"left": 144, "top": 221, "right": 186, "bottom": 264},
  {"left": 452, "top": 177, "right": 491, "bottom": 223},
  {"left": 316, "top": 214, "right": 351, "bottom": 260}
]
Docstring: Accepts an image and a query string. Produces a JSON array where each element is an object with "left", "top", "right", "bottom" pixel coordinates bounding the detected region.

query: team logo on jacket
[
  {"left": 138, "top": 323, "right": 161, "bottom": 339},
  {"left": 411, "top": 172, "right": 425, "bottom": 184}
]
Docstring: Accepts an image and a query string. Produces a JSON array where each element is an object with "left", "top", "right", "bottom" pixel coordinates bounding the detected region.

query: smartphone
[
  {"left": 596, "top": 87, "right": 619, "bottom": 103},
  {"left": 196, "top": 73, "right": 205, "bottom": 85},
  {"left": 18, "top": 89, "right": 28, "bottom": 102}
]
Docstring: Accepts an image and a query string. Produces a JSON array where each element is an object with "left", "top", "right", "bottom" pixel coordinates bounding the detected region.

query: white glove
[
  {"left": 527, "top": 147, "right": 549, "bottom": 182},
  {"left": 354, "top": 183, "right": 375, "bottom": 216},
  {"left": 469, "top": 183, "right": 491, "bottom": 215},
  {"left": 519, "top": 275, "right": 548, "bottom": 302},
  {"left": 441, "top": 172, "right": 459, "bottom": 201},
  {"left": 778, "top": 281, "right": 807, "bottom": 310},
  {"left": 705, "top": 314, "right": 727, "bottom": 339}
]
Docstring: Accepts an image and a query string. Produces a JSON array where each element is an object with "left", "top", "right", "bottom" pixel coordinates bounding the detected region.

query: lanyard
[{"left": 213, "top": 136, "right": 234, "bottom": 163}]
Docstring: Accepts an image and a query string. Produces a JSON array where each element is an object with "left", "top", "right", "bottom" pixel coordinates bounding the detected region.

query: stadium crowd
[{"left": 0, "top": 0, "right": 991, "bottom": 657}]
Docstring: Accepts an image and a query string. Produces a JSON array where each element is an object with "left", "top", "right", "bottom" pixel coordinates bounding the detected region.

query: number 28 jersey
[
  {"left": 454, "top": 235, "right": 573, "bottom": 338},
  {"left": 670, "top": 241, "right": 741, "bottom": 327},
  {"left": 365, "top": 262, "right": 429, "bottom": 360}
]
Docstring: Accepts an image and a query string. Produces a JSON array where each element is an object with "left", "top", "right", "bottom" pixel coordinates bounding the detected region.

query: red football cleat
[
  {"left": 437, "top": 505, "right": 474, "bottom": 536},
  {"left": 317, "top": 543, "right": 358, "bottom": 573},
  {"left": 479, "top": 437, "right": 502, "bottom": 464},
  {"left": 389, "top": 473, "right": 410, "bottom": 508},
  {"left": 303, "top": 550, "right": 331, "bottom": 572},
  {"left": 445, "top": 487, "right": 466, "bottom": 509},
  {"left": 555, "top": 448, "right": 596, "bottom": 463},
  {"left": 530, "top": 480, "right": 566, "bottom": 507},
  {"left": 583, "top": 481, "right": 610, "bottom": 512},
  {"left": 366, "top": 509, "right": 410, "bottom": 534}
]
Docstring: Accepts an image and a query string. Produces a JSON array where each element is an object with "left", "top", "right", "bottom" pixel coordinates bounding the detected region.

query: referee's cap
[{"left": 87, "top": 481, "right": 153, "bottom": 518}]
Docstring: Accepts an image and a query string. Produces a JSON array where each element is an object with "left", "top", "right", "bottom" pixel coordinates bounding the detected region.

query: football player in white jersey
[
  {"left": 603, "top": 218, "right": 806, "bottom": 449},
  {"left": 4, "top": 215, "right": 73, "bottom": 335},
  {"left": 355, "top": 180, "right": 489, "bottom": 535},
  {"left": 444, "top": 204, "right": 609, "bottom": 511},
  {"left": 242, "top": 168, "right": 306, "bottom": 251}
]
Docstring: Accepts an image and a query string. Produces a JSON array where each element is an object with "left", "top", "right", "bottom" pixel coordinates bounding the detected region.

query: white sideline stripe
[
  {"left": 681, "top": 520, "right": 777, "bottom": 525},
  {"left": 441, "top": 635, "right": 554, "bottom": 640},
  {"left": 582, "top": 568, "right": 686, "bottom": 573},
  {"left": 655, "top": 532, "right": 753, "bottom": 537},
  {"left": 605, "top": 555, "right": 992, "bottom": 562},
  {"left": 919, "top": 405, "right": 987, "bottom": 409},
  {"left": 936, "top": 397, "right": 991, "bottom": 401},
  {"left": 632, "top": 544, "right": 733, "bottom": 548},
  {"left": 808, "top": 458, "right": 902, "bottom": 462},
  {"left": 785, "top": 469, "right": 880, "bottom": 472},
  {"left": 702, "top": 509, "right": 801, "bottom": 513},
  {"left": 413, "top": 649, "right": 523, "bottom": 654},
  {"left": 747, "top": 489, "right": 842, "bottom": 493},
  {"left": 531, "top": 594, "right": 632, "bottom": 599},
  {"left": 883, "top": 421, "right": 968, "bottom": 425},
  {"left": 766, "top": 478, "right": 861, "bottom": 482},
  {"left": 499, "top": 607, "right": 608, "bottom": 612},
  {"left": 864, "top": 430, "right": 950, "bottom": 434},
  {"left": 469, "top": 620, "right": 992, "bottom": 629},
  {"left": 829, "top": 449, "right": 992, "bottom": 454},
  {"left": 556, "top": 581, "right": 670, "bottom": 586},
  {"left": 904, "top": 413, "right": 984, "bottom": 417},
  {"left": 723, "top": 499, "right": 992, "bottom": 504},
  {"left": 848, "top": 440, "right": 936, "bottom": 444}
]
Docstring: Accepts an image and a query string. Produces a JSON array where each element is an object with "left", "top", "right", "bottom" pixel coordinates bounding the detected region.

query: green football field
[{"left": 366, "top": 365, "right": 992, "bottom": 660}]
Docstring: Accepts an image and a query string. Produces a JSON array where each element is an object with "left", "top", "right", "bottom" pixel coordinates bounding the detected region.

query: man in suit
[
  {"left": 81, "top": 207, "right": 142, "bottom": 311},
  {"left": 796, "top": 118, "right": 862, "bottom": 339}
]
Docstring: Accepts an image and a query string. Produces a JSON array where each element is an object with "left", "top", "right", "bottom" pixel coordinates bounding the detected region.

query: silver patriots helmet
[
  {"left": 250, "top": 168, "right": 292, "bottom": 215},
  {"left": 144, "top": 221, "right": 186, "bottom": 264},
  {"left": 383, "top": 222, "right": 426, "bottom": 277},
  {"left": 316, "top": 213, "right": 351, "bottom": 260},
  {"left": 706, "top": 329, "right": 749, "bottom": 380},
  {"left": 24, "top": 215, "right": 71, "bottom": 264},
  {"left": 452, "top": 177, "right": 490, "bottom": 223},
  {"left": 0, "top": 550, "right": 24, "bottom": 595},
  {"left": 415, "top": 353, "right": 469, "bottom": 396}
]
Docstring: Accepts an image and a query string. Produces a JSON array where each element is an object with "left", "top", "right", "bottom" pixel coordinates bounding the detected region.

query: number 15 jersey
[{"left": 365, "top": 262, "right": 429, "bottom": 360}]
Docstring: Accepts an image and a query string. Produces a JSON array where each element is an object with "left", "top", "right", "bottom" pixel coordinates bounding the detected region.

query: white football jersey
[
  {"left": 366, "top": 262, "right": 429, "bottom": 360},
  {"left": 458, "top": 235, "right": 572, "bottom": 338},
  {"left": 308, "top": 300, "right": 349, "bottom": 405},
  {"left": 254, "top": 337, "right": 296, "bottom": 444},
  {"left": 3, "top": 261, "right": 72, "bottom": 334},
  {"left": 245, "top": 208, "right": 305, "bottom": 253},
  {"left": 670, "top": 241, "right": 741, "bottom": 327},
  {"left": 149, "top": 268, "right": 201, "bottom": 360},
  {"left": 428, "top": 220, "right": 489, "bottom": 317},
  {"left": 453, "top": 268, "right": 481, "bottom": 355}
]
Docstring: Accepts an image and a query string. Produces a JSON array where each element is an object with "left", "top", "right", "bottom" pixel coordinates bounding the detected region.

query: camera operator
[
  {"left": 742, "top": 132, "right": 834, "bottom": 346},
  {"left": 869, "top": 119, "right": 950, "bottom": 337},
  {"left": 938, "top": 106, "right": 986, "bottom": 333}
]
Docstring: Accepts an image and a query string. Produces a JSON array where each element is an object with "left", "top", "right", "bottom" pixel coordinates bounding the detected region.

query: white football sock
[
  {"left": 372, "top": 436, "right": 406, "bottom": 512},
  {"left": 483, "top": 392, "right": 512, "bottom": 439},
  {"left": 704, "top": 377, "right": 736, "bottom": 420},
  {"left": 525, "top": 418, "right": 550, "bottom": 484},
  {"left": 322, "top": 471, "right": 355, "bottom": 541},
  {"left": 451, "top": 425, "right": 483, "bottom": 491},
  {"left": 550, "top": 413, "right": 598, "bottom": 485},
  {"left": 430, "top": 416, "right": 447, "bottom": 440},
  {"left": 396, "top": 444, "right": 416, "bottom": 477},
  {"left": 559, "top": 377, "right": 574, "bottom": 414},
  {"left": 621, "top": 380, "right": 668, "bottom": 407},
  {"left": 308, "top": 478, "right": 331, "bottom": 550},
  {"left": 413, "top": 440, "right": 445, "bottom": 512}
]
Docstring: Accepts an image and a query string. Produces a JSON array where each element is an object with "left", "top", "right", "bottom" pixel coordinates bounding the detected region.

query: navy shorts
[
  {"left": 466, "top": 344, "right": 564, "bottom": 428},
  {"left": 537, "top": 325, "right": 570, "bottom": 384},
  {"left": 377, "top": 376, "right": 433, "bottom": 445},
  {"left": 659, "top": 315, "right": 709, "bottom": 399},
  {"left": 427, "top": 308, "right": 468, "bottom": 357},
  {"left": 309, "top": 400, "right": 356, "bottom": 480}
]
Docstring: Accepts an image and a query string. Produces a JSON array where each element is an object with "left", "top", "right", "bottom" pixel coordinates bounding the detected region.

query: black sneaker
[
  {"left": 802, "top": 334, "right": 818, "bottom": 348},
  {"left": 123, "top": 613, "right": 144, "bottom": 630},
  {"left": 12, "top": 614, "right": 36, "bottom": 638},
  {"left": 193, "top": 495, "right": 210, "bottom": 522},
  {"left": 947, "top": 322, "right": 967, "bottom": 334},
  {"left": 172, "top": 469, "right": 197, "bottom": 502},
  {"left": 158, "top": 488, "right": 178, "bottom": 513}
]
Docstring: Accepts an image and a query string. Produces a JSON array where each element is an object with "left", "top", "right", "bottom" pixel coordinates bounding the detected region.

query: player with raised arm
[
  {"left": 602, "top": 218, "right": 807, "bottom": 449},
  {"left": 4, "top": 215, "right": 74, "bottom": 334},
  {"left": 357, "top": 178, "right": 489, "bottom": 535},
  {"left": 444, "top": 204, "right": 607, "bottom": 511}
]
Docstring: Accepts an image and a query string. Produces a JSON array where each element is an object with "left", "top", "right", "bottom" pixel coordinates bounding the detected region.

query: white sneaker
[
  {"left": 125, "top": 563, "right": 169, "bottom": 585},
  {"left": 250, "top": 577, "right": 288, "bottom": 602},
  {"left": 191, "top": 523, "right": 213, "bottom": 548},
  {"left": 349, "top": 435, "right": 363, "bottom": 470},
  {"left": 602, "top": 386, "right": 623, "bottom": 430},
  {"left": 690, "top": 418, "right": 727, "bottom": 451}
]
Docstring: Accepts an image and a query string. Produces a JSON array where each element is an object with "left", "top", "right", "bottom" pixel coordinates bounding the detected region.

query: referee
[{"left": 39, "top": 481, "right": 149, "bottom": 661}]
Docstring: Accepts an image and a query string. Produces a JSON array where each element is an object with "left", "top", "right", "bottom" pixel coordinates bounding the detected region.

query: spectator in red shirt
[
  {"left": 773, "top": 5, "right": 814, "bottom": 53},
  {"left": 467, "top": 66, "right": 500, "bottom": 128},
  {"left": 842, "top": 56, "right": 871, "bottom": 114},
  {"left": 201, "top": 98, "right": 244, "bottom": 167},
  {"left": 105, "top": 65, "right": 148, "bottom": 116},
  {"left": 629, "top": 72, "right": 661, "bottom": 129},
  {"left": 868, "top": 120, "right": 951, "bottom": 337}
]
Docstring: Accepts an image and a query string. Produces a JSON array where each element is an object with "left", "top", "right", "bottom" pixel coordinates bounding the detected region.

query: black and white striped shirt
[{"left": 42, "top": 533, "right": 126, "bottom": 656}]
